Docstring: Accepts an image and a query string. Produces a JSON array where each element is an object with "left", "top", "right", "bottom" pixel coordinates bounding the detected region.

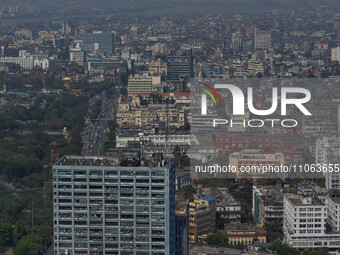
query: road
[{"left": 81, "top": 87, "right": 120, "bottom": 156}]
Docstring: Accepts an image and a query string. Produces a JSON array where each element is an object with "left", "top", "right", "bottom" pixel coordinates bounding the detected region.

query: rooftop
[
  {"left": 285, "top": 194, "right": 325, "bottom": 206},
  {"left": 54, "top": 155, "right": 118, "bottom": 166},
  {"left": 201, "top": 196, "right": 215, "bottom": 201}
]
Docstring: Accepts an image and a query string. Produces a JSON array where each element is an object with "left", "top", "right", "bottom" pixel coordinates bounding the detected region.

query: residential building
[
  {"left": 316, "top": 137, "right": 340, "bottom": 189},
  {"left": 149, "top": 58, "right": 167, "bottom": 75},
  {"left": 188, "top": 197, "right": 216, "bottom": 243},
  {"left": 252, "top": 185, "right": 283, "bottom": 223},
  {"left": 328, "top": 190, "right": 340, "bottom": 232},
  {"left": 197, "top": 188, "right": 241, "bottom": 223}
]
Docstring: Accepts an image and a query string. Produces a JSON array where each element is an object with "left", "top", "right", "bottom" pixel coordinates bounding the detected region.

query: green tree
[
  {"left": 173, "top": 145, "right": 190, "bottom": 168},
  {"left": 182, "top": 186, "right": 196, "bottom": 200},
  {"left": 265, "top": 220, "right": 283, "bottom": 242},
  {"left": 4, "top": 160, "right": 26, "bottom": 180},
  {"left": 14, "top": 235, "right": 44, "bottom": 255},
  {"left": 0, "top": 223, "right": 13, "bottom": 246},
  {"left": 205, "top": 232, "right": 229, "bottom": 247},
  {"left": 269, "top": 242, "right": 300, "bottom": 255},
  {"left": 302, "top": 248, "right": 329, "bottom": 255}
]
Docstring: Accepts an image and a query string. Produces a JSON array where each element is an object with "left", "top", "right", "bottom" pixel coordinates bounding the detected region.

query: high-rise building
[
  {"left": 331, "top": 47, "right": 340, "bottom": 62},
  {"left": 316, "top": 137, "right": 340, "bottom": 189},
  {"left": 82, "top": 31, "right": 114, "bottom": 55},
  {"left": 175, "top": 216, "right": 189, "bottom": 255},
  {"left": 53, "top": 155, "right": 176, "bottom": 255},
  {"left": 255, "top": 29, "right": 271, "bottom": 50},
  {"left": 166, "top": 56, "right": 193, "bottom": 81}
]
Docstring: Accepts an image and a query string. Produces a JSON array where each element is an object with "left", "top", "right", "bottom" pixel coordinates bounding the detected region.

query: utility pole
[
  {"left": 31, "top": 201, "right": 34, "bottom": 235},
  {"left": 44, "top": 181, "right": 46, "bottom": 208}
]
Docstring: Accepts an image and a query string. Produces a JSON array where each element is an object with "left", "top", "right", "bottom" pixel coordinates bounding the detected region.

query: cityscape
[{"left": 1, "top": 1, "right": 340, "bottom": 255}]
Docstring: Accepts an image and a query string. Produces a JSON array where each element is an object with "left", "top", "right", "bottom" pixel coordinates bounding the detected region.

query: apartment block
[
  {"left": 252, "top": 185, "right": 283, "bottom": 223},
  {"left": 149, "top": 58, "right": 167, "bottom": 75},
  {"left": 188, "top": 197, "right": 216, "bottom": 243}
]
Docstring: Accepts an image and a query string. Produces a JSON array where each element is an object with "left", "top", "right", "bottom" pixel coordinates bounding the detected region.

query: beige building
[
  {"left": 117, "top": 105, "right": 185, "bottom": 127},
  {"left": 229, "top": 149, "right": 285, "bottom": 179},
  {"left": 188, "top": 197, "right": 216, "bottom": 243},
  {"left": 331, "top": 47, "right": 340, "bottom": 62},
  {"left": 127, "top": 73, "right": 161, "bottom": 96},
  {"left": 149, "top": 58, "right": 167, "bottom": 75},
  {"left": 222, "top": 223, "right": 266, "bottom": 246}
]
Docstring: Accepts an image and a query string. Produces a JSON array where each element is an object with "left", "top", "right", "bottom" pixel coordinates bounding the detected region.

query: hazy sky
[{"left": 1, "top": 0, "right": 339, "bottom": 20}]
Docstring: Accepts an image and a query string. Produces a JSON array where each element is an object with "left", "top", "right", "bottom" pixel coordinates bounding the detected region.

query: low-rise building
[
  {"left": 222, "top": 223, "right": 266, "bottom": 246},
  {"left": 229, "top": 149, "right": 285, "bottom": 179},
  {"left": 149, "top": 58, "right": 167, "bottom": 75},
  {"left": 252, "top": 185, "right": 283, "bottom": 223}
]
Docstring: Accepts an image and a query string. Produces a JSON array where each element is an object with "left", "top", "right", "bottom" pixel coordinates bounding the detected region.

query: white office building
[
  {"left": 283, "top": 194, "right": 340, "bottom": 250},
  {"left": 0, "top": 50, "right": 34, "bottom": 69},
  {"left": 316, "top": 137, "right": 340, "bottom": 189},
  {"left": 0, "top": 50, "right": 53, "bottom": 70},
  {"left": 69, "top": 48, "right": 85, "bottom": 65}
]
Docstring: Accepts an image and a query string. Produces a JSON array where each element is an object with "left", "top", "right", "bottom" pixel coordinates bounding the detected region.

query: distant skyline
[{"left": 0, "top": 0, "right": 339, "bottom": 23}]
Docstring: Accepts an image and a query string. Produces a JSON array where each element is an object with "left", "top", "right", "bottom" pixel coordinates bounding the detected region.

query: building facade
[
  {"left": 283, "top": 193, "right": 340, "bottom": 250},
  {"left": 188, "top": 197, "right": 216, "bottom": 243},
  {"left": 127, "top": 74, "right": 154, "bottom": 97},
  {"left": 82, "top": 32, "right": 114, "bottom": 55},
  {"left": 331, "top": 47, "right": 340, "bottom": 62},
  {"left": 255, "top": 29, "right": 271, "bottom": 49},
  {"left": 316, "top": 137, "right": 340, "bottom": 189},
  {"left": 166, "top": 56, "right": 193, "bottom": 81},
  {"left": 252, "top": 185, "right": 283, "bottom": 223},
  {"left": 53, "top": 155, "right": 176, "bottom": 255},
  {"left": 149, "top": 59, "right": 167, "bottom": 75}
]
